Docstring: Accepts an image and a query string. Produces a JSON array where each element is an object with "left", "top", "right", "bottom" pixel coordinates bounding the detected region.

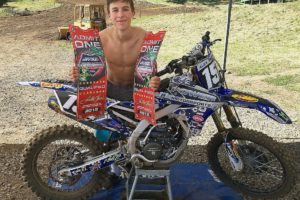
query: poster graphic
[
  {"left": 133, "top": 31, "right": 166, "bottom": 125},
  {"left": 69, "top": 25, "right": 107, "bottom": 121}
]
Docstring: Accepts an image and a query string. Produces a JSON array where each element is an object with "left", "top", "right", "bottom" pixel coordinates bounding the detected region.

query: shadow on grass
[{"left": 190, "top": 0, "right": 230, "bottom": 6}]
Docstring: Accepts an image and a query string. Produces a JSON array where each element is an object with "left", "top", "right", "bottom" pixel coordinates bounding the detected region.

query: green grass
[
  {"left": 0, "top": 0, "right": 60, "bottom": 16},
  {"left": 133, "top": 1, "right": 300, "bottom": 75},
  {"left": 265, "top": 75, "right": 300, "bottom": 92},
  {"left": 58, "top": 42, "right": 72, "bottom": 50}
]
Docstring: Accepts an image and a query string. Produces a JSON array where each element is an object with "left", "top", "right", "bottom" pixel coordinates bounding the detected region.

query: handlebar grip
[
  {"left": 156, "top": 67, "right": 171, "bottom": 77},
  {"left": 202, "top": 31, "right": 210, "bottom": 42}
]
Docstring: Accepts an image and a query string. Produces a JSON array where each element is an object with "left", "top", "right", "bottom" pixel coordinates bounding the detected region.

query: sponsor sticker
[
  {"left": 41, "top": 82, "right": 64, "bottom": 89},
  {"left": 232, "top": 94, "right": 258, "bottom": 102},
  {"left": 192, "top": 114, "right": 204, "bottom": 122}
]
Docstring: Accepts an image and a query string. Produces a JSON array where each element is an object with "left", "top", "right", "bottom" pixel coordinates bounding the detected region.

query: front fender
[{"left": 216, "top": 88, "right": 292, "bottom": 124}]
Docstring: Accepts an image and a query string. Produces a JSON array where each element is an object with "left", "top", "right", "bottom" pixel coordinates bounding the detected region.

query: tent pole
[{"left": 222, "top": 0, "right": 233, "bottom": 78}]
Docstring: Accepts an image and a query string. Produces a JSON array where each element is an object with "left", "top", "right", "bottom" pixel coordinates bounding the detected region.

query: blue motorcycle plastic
[{"left": 19, "top": 32, "right": 296, "bottom": 200}]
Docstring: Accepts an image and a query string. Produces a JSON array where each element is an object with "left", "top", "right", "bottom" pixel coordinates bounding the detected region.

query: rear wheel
[
  {"left": 207, "top": 128, "right": 296, "bottom": 199},
  {"left": 22, "top": 125, "right": 112, "bottom": 200}
]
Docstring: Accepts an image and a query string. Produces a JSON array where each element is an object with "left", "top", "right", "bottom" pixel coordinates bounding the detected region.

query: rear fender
[
  {"left": 217, "top": 88, "right": 292, "bottom": 124},
  {"left": 17, "top": 80, "right": 76, "bottom": 93}
]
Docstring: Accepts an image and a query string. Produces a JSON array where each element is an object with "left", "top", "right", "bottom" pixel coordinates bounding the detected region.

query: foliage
[
  {"left": 167, "top": 0, "right": 188, "bottom": 4},
  {"left": 265, "top": 75, "right": 300, "bottom": 92}
]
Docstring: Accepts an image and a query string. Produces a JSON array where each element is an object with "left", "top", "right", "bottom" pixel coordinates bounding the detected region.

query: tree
[{"left": 0, "top": 0, "right": 9, "bottom": 8}]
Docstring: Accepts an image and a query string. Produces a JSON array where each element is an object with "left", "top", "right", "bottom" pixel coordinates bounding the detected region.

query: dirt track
[{"left": 0, "top": 1, "right": 299, "bottom": 200}]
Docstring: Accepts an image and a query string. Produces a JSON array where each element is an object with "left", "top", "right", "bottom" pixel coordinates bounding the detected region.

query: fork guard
[{"left": 217, "top": 88, "right": 292, "bottom": 124}]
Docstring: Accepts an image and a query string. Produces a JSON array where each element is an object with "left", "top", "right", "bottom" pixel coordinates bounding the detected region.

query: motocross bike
[{"left": 19, "top": 31, "right": 296, "bottom": 200}]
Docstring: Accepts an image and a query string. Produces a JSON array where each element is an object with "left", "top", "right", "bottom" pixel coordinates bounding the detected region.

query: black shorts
[{"left": 107, "top": 81, "right": 133, "bottom": 101}]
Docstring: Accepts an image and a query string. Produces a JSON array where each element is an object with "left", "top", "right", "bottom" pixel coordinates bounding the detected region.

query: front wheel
[
  {"left": 207, "top": 128, "right": 296, "bottom": 199},
  {"left": 21, "top": 125, "right": 112, "bottom": 200}
]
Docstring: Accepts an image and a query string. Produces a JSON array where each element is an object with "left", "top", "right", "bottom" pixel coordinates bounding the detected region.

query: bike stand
[{"left": 126, "top": 167, "right": 173, "bottom": 200}]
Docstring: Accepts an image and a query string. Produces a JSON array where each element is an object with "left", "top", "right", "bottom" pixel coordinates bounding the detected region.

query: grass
[
  {"left": 265, "top": 75, "right": 300, "bottom": 92},
  {"left": 58, "top": 42, "right": 73, "bottom": 50},
  {"left": 0, "top": 0, "right": 60, "bottom": 16},
  {"left": 133, "top": 1, "right": 300, "bottom": 78}
]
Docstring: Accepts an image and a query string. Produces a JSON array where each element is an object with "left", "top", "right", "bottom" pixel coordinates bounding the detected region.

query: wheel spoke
[
  {"left": 36, "top": 139, "right": 94, "bottom": 191},
  {"left": 208, "top": 127, "right": 298, "bottom": 200},
  {"left": 254, "top": 159, "right": 281, "bottom": 171},
  {"left": 210, "top": 130, "right": 293, "bottom": 196},
  {"left": 252, "top": 151, "right": 266, "bottom": 160}
]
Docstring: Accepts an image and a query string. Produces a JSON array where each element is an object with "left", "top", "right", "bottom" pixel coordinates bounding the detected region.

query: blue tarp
[{"left": 90, "top": 163, "right": 243, "bottom": 200}]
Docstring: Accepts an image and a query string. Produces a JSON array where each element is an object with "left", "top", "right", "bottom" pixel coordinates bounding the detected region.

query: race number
[
  {"left": 133, "top": 31, "right": 166, "bottom": 125},
  {"left": 201, "top": 61, "right": 220, "bottom": 89},
  {"left": 196, "top": 56, "right": 221, "bottom": 89},
  {"left": 69, "top": 25, "right": 107, "bottom": 121}
]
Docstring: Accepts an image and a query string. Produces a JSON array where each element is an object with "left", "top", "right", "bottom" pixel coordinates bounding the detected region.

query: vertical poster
[
  {"left": 133, "top": 31, "right": 166, "bottom": 125},
  {"left": 69, "top": 25, "right": 107, "bottom": 121}
]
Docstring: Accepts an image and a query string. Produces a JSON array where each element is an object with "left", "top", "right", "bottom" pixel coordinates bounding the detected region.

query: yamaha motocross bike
[{"left": 19, "top": 31, "right": 296, "bottom": 200}]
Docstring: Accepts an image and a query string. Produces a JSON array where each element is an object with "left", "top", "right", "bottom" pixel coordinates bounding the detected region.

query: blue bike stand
[{"left": 90, "top": 163, "right": 243, "bottom": 200}]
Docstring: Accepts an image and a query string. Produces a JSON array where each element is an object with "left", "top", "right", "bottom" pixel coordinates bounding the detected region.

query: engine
[{"left": 137, "top": 118, "right": 184, "bottom": 161}]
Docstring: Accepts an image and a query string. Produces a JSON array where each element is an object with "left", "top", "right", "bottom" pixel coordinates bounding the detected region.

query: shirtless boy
[{"left": 70, "top": 0, "right": 161, "bottom": 101}]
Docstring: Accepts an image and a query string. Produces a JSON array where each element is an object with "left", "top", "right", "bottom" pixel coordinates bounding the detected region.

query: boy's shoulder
[
  {"left": 133, "top": 26, "right": 146, "bottom": 33},
  {"left": 99, "top": 27, "right": 111, "bottom": 37},
  {"left": 132, "top": 26, "right": 146, "bottom": 40},
  {"left": 99, "top": 27, "right": 112, "bottom": 44}
]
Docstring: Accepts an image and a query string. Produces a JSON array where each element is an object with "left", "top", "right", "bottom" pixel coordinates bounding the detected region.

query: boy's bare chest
[{"left": 104, "top": 39, "right": 142, "bottom": 67}]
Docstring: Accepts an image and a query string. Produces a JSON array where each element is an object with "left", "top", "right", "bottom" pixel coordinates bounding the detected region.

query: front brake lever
[
  {"left": 212, "top": 39, "right": 222, "bottom": 44},
  {"left": 174, "top": 67, "right": 183, "bottom": 75}
]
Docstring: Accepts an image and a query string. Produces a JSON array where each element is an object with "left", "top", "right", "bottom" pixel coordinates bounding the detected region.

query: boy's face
[{"left": 108, "top": 1, "right": 135, "bottom": 31}]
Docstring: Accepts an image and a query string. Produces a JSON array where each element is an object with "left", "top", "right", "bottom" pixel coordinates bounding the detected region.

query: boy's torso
[{"left": 100, "top": 27, "right": 146, "bottom": 86}]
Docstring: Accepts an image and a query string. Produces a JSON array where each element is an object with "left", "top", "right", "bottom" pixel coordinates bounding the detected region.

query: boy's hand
[
  {"left": 69, "top": 66, "right": 79, "bottom": 82},
  {"left": 149, "top": 76, "right": 160, "bottom": 91}
]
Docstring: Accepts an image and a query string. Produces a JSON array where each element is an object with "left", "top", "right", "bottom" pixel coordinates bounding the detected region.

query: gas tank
[{"left": 168, "top": 74, "right": 219, "bottom": 102}]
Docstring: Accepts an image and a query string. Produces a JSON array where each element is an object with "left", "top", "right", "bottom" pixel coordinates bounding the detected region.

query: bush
[{"left": 167, "top": 0, "right": 188, "bottom": 4}]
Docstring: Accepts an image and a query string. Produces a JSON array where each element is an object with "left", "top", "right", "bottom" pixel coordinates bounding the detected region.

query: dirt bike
[{"left": 18, "top": 31, "right": 296, "bottom": 200}]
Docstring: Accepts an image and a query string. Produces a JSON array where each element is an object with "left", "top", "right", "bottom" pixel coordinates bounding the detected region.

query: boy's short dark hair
[{"left": 107, "top": 0, "right": 135, "bottom": 13}]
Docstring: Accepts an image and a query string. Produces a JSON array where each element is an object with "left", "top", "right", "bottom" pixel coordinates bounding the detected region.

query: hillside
[{"left": 133, "top": 1, "right": 300, "bottom": 118}]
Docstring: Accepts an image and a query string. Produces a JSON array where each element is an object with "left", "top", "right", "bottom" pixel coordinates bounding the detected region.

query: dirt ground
[{"left": 0, "top": 1, "right": 299, "bottom": 200}]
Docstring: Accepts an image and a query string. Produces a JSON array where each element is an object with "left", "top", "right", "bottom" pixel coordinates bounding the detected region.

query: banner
[
  {"left": 69, "top": 25, "right": 107, "bottom": 121},
  {"left": 133, "top": 31, "right": 166, "bottom": 125}
]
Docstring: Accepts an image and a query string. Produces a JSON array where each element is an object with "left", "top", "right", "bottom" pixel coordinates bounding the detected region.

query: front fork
[{"left": 212, "top": 105, "right": 244, "bottom": 171}]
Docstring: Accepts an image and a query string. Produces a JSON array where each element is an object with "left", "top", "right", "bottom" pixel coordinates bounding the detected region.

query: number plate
[{"left": 195, "top": 56, "right": 222, "bottom": 89}]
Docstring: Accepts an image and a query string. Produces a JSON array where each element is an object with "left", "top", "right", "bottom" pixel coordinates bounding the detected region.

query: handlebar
[
  {"left": 201, "top": 31, "right": 221, "bottom": 48},
  {"left": 156, "top": 31, "right": 221, "bottom": 77},
  {"left": 156, "top": 53, "right": 203, "bottom": 77},
  {"left": 156, "top": 66, "right": 172, "bottom": 77}
]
